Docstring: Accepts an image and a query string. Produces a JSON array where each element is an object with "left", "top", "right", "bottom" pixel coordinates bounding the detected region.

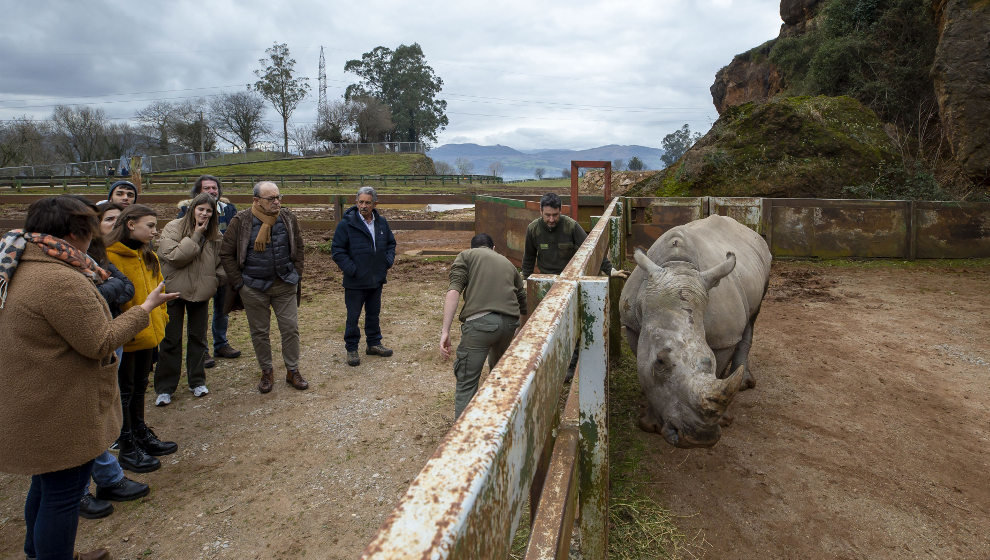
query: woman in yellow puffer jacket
[{"left": 105, "top": 204, "right": 177, "bottom": 473}]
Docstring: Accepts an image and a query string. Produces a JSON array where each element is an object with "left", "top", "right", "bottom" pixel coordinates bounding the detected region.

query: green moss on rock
[{"left": 628, "top": 95, "right": 900, "bottom": 199}]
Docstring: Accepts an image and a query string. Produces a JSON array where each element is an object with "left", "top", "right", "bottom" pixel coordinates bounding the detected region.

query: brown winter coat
[
  {"left": 220, "top": 207, "right": 304, "bottom": 314},
  {"left": 158, "top": 218, "right": 226, "bottom": 302},
  {"left": 0, "top": 244, "right": 149, "bottom": 475}
]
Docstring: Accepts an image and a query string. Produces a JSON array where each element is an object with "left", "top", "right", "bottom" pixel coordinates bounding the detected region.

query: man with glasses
[
  {"left": 220, "top": 181, "right": 308, "bottom": 393},
  {"left": 331, "top": 186, "right": 397, "bottom": 367}
]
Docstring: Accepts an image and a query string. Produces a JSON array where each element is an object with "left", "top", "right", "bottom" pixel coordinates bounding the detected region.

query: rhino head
[{"left": 631, "top": 249, "right": 744, "bottom": 448}]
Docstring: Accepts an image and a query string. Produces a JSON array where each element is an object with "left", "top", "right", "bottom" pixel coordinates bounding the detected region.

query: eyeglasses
[{"left": 257, "top": 195, "right": 283, "bottom": 202}]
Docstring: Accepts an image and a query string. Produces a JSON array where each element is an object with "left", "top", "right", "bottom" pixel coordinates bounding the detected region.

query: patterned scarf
[{"left": 0, "top": 229, "right": 109, "bottom": 309}]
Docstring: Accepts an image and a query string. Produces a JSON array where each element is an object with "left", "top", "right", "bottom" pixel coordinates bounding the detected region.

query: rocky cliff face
[
  {"left": 710, "top": 0, "right": 990, "bottom": 188},
  {"left": 932, "top": 0, "right": 990, "bottom": 184}
]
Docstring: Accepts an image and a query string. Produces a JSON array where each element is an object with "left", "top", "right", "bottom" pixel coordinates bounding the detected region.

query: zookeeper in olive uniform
[{"left": 440, "top": 233, "right": 527, "bottom": 418}]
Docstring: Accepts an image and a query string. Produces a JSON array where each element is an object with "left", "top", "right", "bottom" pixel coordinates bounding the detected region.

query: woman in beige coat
[
  {"left": 0, "top": 195, "right": 177, "bottom": 560},
  {"left": 153, "top": 192, "right": 226, "bottom": 404}
]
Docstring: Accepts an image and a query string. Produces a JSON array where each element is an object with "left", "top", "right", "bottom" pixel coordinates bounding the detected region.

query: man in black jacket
[{"left": 331, "top": 186, "right": 397, "bottom": 367}]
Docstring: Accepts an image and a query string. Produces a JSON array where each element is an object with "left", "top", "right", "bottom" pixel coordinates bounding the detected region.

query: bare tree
[
  {"left": 50, "top": 105, "right": 113, "bottom": 162},
  {"left": 561, "top": 168, "right": 571, "bottom": 178},
  {"left": 291, "top": 124, "right": 318, "bottom": 155},
  {"left": 104, "top": 122, "right": 142, "bottom": 160},
  {"left": 352, "top": 96, "right": 393, "bottom": 142},
  {"left": 488, "top": 160, "right": 504, "bottom": 177},
  {"left": 455, "top": 157, "right": 473, "bottom": 174},
  {"left": 0, "top": 117, "right": 51, "bottom": 168},
  {"left": 253, "top": 42, "right": 310, "bottom": 154},
  {"left": 171, "top": 100, "right": 215, "bottom": 153},
  {"left": 434, "top": 160, "right": 455, "bottom": 174},
  {"left": 612, "top": 159, "right": 625, "bottom": 171},
  {"left": 134, "top": 100, "right": 182, "bottom": 153},
  {"left": 316, "top": 99, "right": 359, "bottom": 144},
  {"left": 209, "top": 91, "right": 270, "bottom": 151},
  {"left": 534, "top": 167, "right": 546, "bottom": 180}
]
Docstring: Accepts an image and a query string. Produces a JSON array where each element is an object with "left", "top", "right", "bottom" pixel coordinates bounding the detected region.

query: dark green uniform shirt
[{"left": 521, "top": 214, "right": 612, "bottom": 278}]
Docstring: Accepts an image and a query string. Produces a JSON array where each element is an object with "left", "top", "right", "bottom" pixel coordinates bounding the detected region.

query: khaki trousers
[
  {"left": 453, "top": 312, "right": 518, "bottom": 418},
  {"left": 240, "top": 279, "right": 300, "bottom": 371}
]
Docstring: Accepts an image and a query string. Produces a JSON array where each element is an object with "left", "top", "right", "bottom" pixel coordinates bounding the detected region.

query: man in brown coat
[{"left": 220, "top": 181, "right": 307, "bottom": 393}]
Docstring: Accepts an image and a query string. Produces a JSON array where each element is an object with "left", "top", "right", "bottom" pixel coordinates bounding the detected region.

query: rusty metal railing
[{"left": 362, "top": 198, "right": 624, "bottom": 559}]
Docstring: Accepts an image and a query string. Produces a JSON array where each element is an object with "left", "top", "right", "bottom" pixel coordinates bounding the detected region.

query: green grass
[{"left": 160, "top": 153, "right": 434, "bottom": 176}]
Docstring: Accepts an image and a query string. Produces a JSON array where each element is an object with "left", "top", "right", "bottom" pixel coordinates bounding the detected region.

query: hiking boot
[
  {"left": 366, "top": 344, "right": 393, "bottom": 357},
  {"left": 95, "top": 476, "right": 149, "bottom": 502},
  {"left": 286, "top": 369, "right": 308, "bottom": 390},
  {"left": 258, "top": 368, "right": 274, "bottom": 393},
  {"left": 117, "top": 434, "right": 160, "bottom": 473},
  {"left": 79, "top": 493, "right": 113, "bottom": 519},
  {"left": 204, "top": 353, "right": 216, "bottom": 369},
  {"left": 214, "top": 344, "right": 241, "bottom": 359},
  {"left": 346, "top": 351, "right": 360, "bottom": 367},
  {"left": 134, "top": 425, "right": 177, "bottom": 456}
]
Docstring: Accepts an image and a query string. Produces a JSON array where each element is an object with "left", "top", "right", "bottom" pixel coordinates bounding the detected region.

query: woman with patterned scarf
[{"left": 0, "top": 195, "right": 177, "bottom": 560}]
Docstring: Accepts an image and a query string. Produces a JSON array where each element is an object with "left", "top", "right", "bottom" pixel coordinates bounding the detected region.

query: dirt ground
[
  {"left": 623, "top": 261, "right": 990, "bottom": 559},
  {"left": 0, "top": 207, "right": 988, "bottom": 558}
]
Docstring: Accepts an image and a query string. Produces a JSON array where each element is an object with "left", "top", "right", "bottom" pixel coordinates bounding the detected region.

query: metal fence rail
[{"left": 362, "top": 198, "right": 622, "bottom": 559}]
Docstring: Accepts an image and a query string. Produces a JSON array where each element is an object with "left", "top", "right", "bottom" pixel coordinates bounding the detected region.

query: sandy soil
[{"left": 0, "top": 215, "right": 987, "bottom": 558}]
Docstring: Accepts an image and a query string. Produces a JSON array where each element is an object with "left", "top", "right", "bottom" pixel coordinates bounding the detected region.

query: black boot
[
  {"left": 134, "top": 424, "right": 178, "bottom": 456},
  {"left": 117, "top": 432, "right": 160, "bottom": 473}
]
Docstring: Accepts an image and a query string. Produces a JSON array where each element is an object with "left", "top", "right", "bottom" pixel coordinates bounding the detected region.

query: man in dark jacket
[
  {"left": 220, "top": 181, "right": 308, "bottom": 394},
  {"left": 331, "top": 186, "right": 397, "bottom": 367},
  {"left": 177, "top": 174, "right": 241, "bottom": 367}
]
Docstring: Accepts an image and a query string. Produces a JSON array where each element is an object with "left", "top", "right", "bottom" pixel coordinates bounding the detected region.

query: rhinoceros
[{"left": 619, "top": 214, "right": 771, "bottom": 448}]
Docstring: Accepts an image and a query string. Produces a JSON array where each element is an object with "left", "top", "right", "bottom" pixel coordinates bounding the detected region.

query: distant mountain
[{"left": 426, "top": 143, "right": 663, "bottom": 180}]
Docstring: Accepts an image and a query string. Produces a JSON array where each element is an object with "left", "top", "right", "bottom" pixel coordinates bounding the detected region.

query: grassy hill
[{"left": 161, "top": 153, "right": 436, "bottom": 176}]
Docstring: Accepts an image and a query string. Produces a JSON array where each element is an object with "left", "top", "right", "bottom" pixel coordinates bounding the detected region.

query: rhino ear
[
  {"left": 700, "top": 252, "right": 736, "bottom": 291},
  {"left": 633, "top": 249, "right": 661, "bottom": 276}
]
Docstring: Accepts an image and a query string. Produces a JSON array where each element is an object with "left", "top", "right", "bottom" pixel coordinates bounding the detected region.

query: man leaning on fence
[
  {"left": 440, "top": 233, "right": 527, "bottom": 418},
  {"left": 177, "top": 174, "right": 241, "bottom": 367}
]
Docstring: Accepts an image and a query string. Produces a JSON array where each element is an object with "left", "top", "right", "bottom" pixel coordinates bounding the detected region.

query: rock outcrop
[
  {"left": 932, "top": 0, "right": 990, "bottom": 184},
  {"left": 579, "top": 170, "right": 660, "bottom": 195},
  {"left": 711, "top": 42, "right": 784, "bottom": 115},
  {"left": 627, "top": 96, "right": 899, "bottom": 199}
]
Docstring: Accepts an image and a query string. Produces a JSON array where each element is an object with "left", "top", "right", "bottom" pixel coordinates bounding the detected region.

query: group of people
[
  {"left": 0, "top": 181, "right": 612, "bottom": 559},
  {"left": 0, "top": 177, "right": 398, "bottom": 559}
]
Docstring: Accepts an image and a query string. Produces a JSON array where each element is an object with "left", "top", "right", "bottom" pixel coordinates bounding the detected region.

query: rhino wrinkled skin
[{"left": 619, "top": 215, "right": 772, "bottom": 448}]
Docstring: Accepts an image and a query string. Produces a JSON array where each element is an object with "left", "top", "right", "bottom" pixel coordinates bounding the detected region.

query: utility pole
[{"left": 199, "top": 110, "right": 205, "bottom": 165}]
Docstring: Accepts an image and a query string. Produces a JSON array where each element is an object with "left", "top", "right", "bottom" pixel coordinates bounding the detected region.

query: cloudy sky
[{"left": 1, "top": 0, "right": 782, "bottom": 152}]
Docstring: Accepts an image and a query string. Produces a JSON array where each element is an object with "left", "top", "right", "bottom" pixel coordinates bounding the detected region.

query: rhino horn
[
  {"left": 700, "top": 252, "right": 736, "bottom": 291},
  {"left": 703, "top": 364, "right": 745, "bottom": 413},
  {"left": 633, "top": 249, "right": 662, "bottom": 276}
]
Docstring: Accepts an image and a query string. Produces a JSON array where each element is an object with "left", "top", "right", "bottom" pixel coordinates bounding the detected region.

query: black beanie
[{"left": 108, "top": 180, "right": 138, "bottom": 202}]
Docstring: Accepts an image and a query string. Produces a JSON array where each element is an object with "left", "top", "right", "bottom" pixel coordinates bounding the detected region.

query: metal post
[{"left": 578, "top": 277, "right": 609, "bottom": 559}]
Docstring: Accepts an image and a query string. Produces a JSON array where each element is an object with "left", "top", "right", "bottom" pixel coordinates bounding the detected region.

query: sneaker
[
  {"left": 79, "top": 493, "right": 113, "bottom": 519},
  {"left": 214, "top": 344, "right": 241, "bottom": 359},
  {"left": 155, "top": 393, "right": 171, "bottom": 407},
  {"left": 191, "top": 385, "right": 209, "bottom": 397},
  {"left": 346, "top": 350, "right": 360, "bottom": 367},
  {"left": 366, "top": 344, "right": 393, "bottom": 357}
]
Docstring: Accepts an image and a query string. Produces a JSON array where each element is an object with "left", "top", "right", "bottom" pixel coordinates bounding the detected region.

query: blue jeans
[
  {"left": 344, "top": 286, "right": 383, "bottom": 352},
  {"left": 212, "top": 285, "right": 229, "bottom": 352},
  {"left": 25, "top": 460, "right": 95, "bottom": 560}
]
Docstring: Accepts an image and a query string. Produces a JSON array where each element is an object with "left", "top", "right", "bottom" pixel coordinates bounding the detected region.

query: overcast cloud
[{"left": 0, "top": 0, "right": 782, "bottom": 151}]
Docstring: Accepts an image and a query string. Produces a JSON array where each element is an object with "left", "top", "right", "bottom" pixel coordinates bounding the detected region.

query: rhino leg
[
  {"left": 622, "top": 325, "right": 640, "bottom": 356},
  {"left": 730, "top": 306, "right": 762, "bottom": 391}
]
